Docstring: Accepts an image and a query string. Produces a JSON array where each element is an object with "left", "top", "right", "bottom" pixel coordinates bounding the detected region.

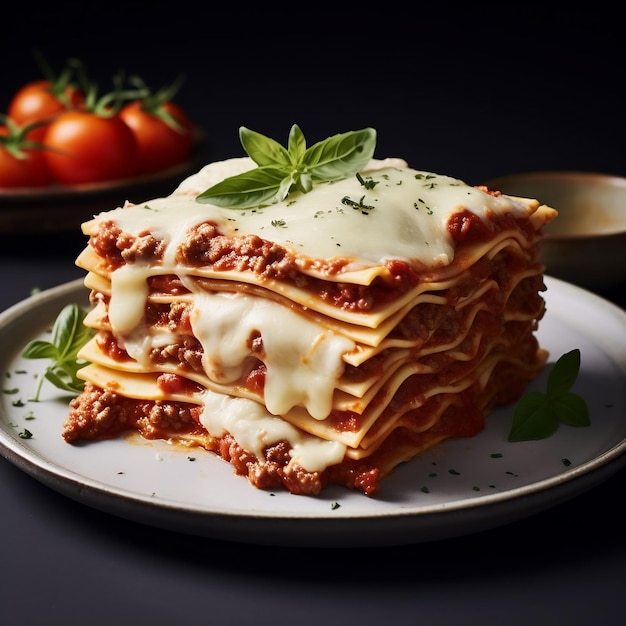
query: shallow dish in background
[
  {"left": 0, "top": 129, "right": 208, "bottom": 234},
  {"left": 483, "top": 171, "right": 626, "bottom": 289}
]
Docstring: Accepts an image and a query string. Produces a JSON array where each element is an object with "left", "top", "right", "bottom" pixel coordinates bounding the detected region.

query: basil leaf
[
  {"left": 287, "top": 124, "right": 306, "bottom": 163},
  {"left": 45, "top": 365, "right": 85, "bottom": 394},
  {"left": 53, "top": 304, "right": 92, "bottom": 362},
  {"left": 553, "top": 392, "right": 590, "bottom": 427},
  {"left": 508, "top": 392, "right": 560, "bottom": 442},
  {"left": 303, "top": 128, "right": 377, "bottom": 181},
  {"left": 277, "top": 174, "right": 295, "bottom": 203},
  {"left": 295, "top": 172, "right": 313, "bottom": 194},
  {"left": 22, "top": 303, "right": 94, "bottom": 400},
  {"left": 196, "top": 165, "right": 291, "bottom": 208},
  {"left": 508, "top": 348, "right": 589, "bottom": 442},
  {"left": 21, "top": 340, "right": 59, "bottom": 360},
  {"left": 546, "top": 348, "right": 580, "bottom": 398},
  {"left": 195, "top": 125, "right": 378, "bottom": 210},
  {"left": 240, "top": 126, "right": 292, "bottom": 168}
]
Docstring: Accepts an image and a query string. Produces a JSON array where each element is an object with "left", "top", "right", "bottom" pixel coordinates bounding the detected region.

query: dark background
[
  {"left": 2, "top": 6, "right": 626, "bottom": 626},
  {"left": 2, "top": 6, "right": 623, "bottom": 184}
]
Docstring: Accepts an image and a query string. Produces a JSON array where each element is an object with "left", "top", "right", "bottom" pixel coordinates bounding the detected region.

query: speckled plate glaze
[{"left": 1, "top": 277, "right": 625, "bottom": 547}]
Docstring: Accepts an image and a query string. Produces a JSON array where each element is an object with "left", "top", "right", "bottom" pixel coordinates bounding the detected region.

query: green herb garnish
[
  {"left": 196, "top": 124, "right": 377, "bottom": 209},
  {"left": 356, "top": 172, "right": 379, "bottom": 190},
  {"left": 21, "top": 303, "right": 94, "bottom": 400},
  {"left": 341, "top": 195, "right": 376, "bottom": 213},
  {"left": 509, "top": 349, "right": 589, "bottom": 441}
]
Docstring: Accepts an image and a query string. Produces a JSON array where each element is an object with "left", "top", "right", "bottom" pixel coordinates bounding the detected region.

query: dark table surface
[{"left": 1, "top": 8, "right": 625, "bottom": 625}]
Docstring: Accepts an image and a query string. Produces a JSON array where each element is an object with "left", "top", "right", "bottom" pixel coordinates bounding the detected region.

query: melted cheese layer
[
  {"left": 86, "top": 157, "right": 542, "bottom": 270},
  {"left": 190, "top": 291, "right": 355, "bottom": 419},
  {"left": 200, "top": 391, "right": 347, "bottom": 473}
]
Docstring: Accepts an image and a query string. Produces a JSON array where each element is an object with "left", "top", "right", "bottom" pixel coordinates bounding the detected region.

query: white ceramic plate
[{"left": 1, "top": 278, "right": 625, "bottom": 547}]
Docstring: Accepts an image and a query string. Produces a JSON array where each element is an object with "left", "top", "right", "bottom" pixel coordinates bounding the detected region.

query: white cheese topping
[
  {"left": 190, "top": 291, "right": 355, "bottom": 419},
  {"left": 97, "top": 157, "right": 537, "bottom": 270},
  {"left": 108, "top": 264, "right": 151, "bottom": 333},
  {"left": 200, "top": 391, "right": 346, "bottom": 472}
]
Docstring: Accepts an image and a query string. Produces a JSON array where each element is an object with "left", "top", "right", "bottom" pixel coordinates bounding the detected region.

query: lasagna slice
[{"left": 64, "top": 152, "right": 557, "bottom": 496}]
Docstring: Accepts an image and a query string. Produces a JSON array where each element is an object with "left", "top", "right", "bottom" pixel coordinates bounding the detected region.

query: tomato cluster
[{"left": 1, "top": 59, "right": 195, "bottom": 189}]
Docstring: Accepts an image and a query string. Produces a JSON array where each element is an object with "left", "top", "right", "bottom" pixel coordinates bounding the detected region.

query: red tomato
[
  {"left": 8, "top": 80, "right": 84, "bottom": 131},
  {"left": 120, "top": 100, "right": 194, "bottom": 174},
  {"left": 0, "top": 125, "right": 52, "bottom": 188},
  {"left": 42, "top": 111, "right": 138, "bottom": 185}
]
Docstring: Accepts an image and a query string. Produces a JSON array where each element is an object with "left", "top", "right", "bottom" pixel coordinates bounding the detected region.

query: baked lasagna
[{"left": 64, "top": 128, "right": 557, "bottom": 496}]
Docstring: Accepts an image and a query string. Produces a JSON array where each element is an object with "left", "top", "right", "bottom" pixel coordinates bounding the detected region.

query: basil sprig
[
  {"left": 22, "top": 303, "right": 94, "bottom": 400},
  {"left": 196, "top": 125, "right": 377, "bottom": 209},
  {"left": 509, "top": 348, "right": 589, "bottom": 441}
]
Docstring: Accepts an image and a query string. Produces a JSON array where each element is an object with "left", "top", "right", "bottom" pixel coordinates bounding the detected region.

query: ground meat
[
  {"left": 136, "top": 400, "right": 201, "bottom": 438},
  {"left": 63, "top": 385, "right": 382, "bottom": 495},
  {"left": 64, "top": 384, "right": 202, "bottom": 443},
  {"left": 65, "top": 385, "right": 133, "bottom": 442},
  {"left": 177, "top": 223, "right": 297, "bottom": 277},
  {"left": 121, "top": 232, "right": 165, "bottom": 264},
  {"left": 448, "top": 209, "right": 535, "bottom": 244},
  {"left": 88, "top": 221, "right": 126, "bottom": 269},
  {"left": 177, "top": 222, "right": 419, "bottom": 312},
  {"left": 88, "top": 221, "right": 165, "bottom": 269},
  {"left": 91, "top": 220, "right": 422, "bottom": 313},
  {"left": 150, "top": 337, "right": 205, "bottom": 373}
]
